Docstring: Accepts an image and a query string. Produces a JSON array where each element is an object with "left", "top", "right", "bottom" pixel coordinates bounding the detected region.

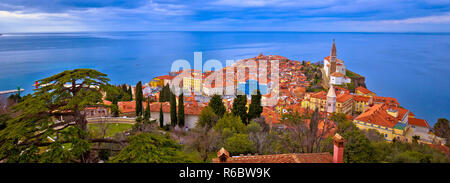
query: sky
[{"left": 0, "top": 0, "right": 449, "bottom": 33}]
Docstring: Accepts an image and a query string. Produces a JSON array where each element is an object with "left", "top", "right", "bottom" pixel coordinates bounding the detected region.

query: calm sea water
[{"left": 0, "top": 32, "right": 449, "bottom": 125}]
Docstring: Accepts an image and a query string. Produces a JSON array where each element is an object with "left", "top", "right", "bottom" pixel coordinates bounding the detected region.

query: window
[{"left": 385, "top": 134, "right": 388, "bottom": 138}]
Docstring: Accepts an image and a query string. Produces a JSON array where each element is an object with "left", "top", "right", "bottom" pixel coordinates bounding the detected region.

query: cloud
[
  {"left": 0, "top": 0, "right": 449, "bottom": 32},
  {"left": 377, "top": 13, "right": 450, "bottom": 24}
]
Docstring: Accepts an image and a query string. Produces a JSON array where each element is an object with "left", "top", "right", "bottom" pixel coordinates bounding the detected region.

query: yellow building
[
  {"left": 355, "top": 86, "right": 376, "bottom": 97},
  {"left": 353, "top": 95, "right": 372, "bottom": 113},
  {"left": 307, "top": 91, "right": 327, "bottom": 112},
  {"left": 150, "top": 78, "right": 163, "bottom": 88},
  {"left": 150, "top": 75, "right": 173, "bottom": 88},
  {"left": 336, "top": 94, "right": 353, "bottom": 115},
  {"left": 353, "top": 104, "right": 409, "bottom": 141},
  {"left": 182, "top": 71, "right": 202, "bottom": 93}
]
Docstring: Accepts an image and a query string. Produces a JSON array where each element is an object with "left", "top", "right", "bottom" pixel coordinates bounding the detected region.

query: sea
[{"left": 0, "top": 31, "right": 448, "bottom": 125}]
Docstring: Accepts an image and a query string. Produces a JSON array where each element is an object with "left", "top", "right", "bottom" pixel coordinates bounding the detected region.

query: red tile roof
[
  {"left": 330, "top": 72, "right": 345, "bottom": 77},
  {"left": 355, "top": 104, "right": 407, "bottom": 128},
  {"left": 213, "top": 152, "right": 333, "bottom": 163},
  {"left": 336, "top": 94, "right": 352, "bottom": 103},
  {"left": 353, "top": 95, "right": 371, "bottom": 102},
  {"left": 408, "top": 118, "right": 430, "bottom": 129},
  {"left": 373, "top": 96, "right": 399, "bottom": 106},
  {"left": 356, "top": 86, "right": 373, "bottom": 94}
]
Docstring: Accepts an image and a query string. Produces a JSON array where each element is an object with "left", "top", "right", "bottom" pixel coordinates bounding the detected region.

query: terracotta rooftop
[
  {"left": 408, "top": 117, "right": 430, "bottom": 128},
  {"left": 355, "top": 104, "right": 408, "bottom": 128},
  {"left": 336, "top": 94, "right": 352, "bottom": 103},
  {"left": 212, "top": 152, "right": 333, "bottom": 163},
  {"left": 356, "top": 86, "right": 374, "bottom": 94},
  {"left": 353, "top": 95, "right": 371, "bottom": 102},
  {"left": 373, "top": 96, "right": 399, "bottom": 106},
  {"left": 330, "top": 72, "right": 345, "bottom": 77}
]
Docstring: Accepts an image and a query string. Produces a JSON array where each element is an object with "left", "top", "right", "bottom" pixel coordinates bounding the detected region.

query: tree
[
  {"left": 342, "top": 129, "right": 375, "bottom": 163},
  {"left": 159, "top": 104, "right": 164, "bottom": 128},
  {"left": 224, "top": 134, "right": 255, "bottom": 156},
  {"left": 135, "top": 81, "right": 143, "bottom": 117},
  {"left": 127, "top": 86, "right": 133, "bottom": 100},
  {"left": 248, "top": 90, "right": 262, "bottom": 122},
  {"left": 0, "top": 69, "right": 123, "bottom": 163},
  {"left": 170, "top": 92, "right": 177, "bottom": 126},
  {"left": 144, "top": 97, "right": 151, "bottom": 123},
  {"left": 433, "top": 118, "right": 449, "bottom": 140},
  {"left": 197, "top": 106, "right": 219, "bottom": 129},
  {"left": 159, "top": 84, "right": 171, "bottom": 102},
  {"left": 187, "top": 126, "right": 220, "bottom": 162},
  {"left": 110, "top": 132, "right": 190, "bottom": 163},
  {"left": 247, "top": 121, "right": 269, "bottom": 154},
  {"left": 213, "top": 113, "right": 247, "bottom": 136},
  {"left": 208, "top": 94, "right": 226, "bottom": 118},
  {"left": 232, "top": 95, "right": 248, "bottom": 125},
  {"left": 178, "top": 93, "right": 185, "bottom": 127},
  {"left": 281, "top": 108, "right": 332, "bottom": 153}
]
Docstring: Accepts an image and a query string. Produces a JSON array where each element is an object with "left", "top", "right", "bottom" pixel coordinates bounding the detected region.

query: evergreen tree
[
  {"left": 177, "top": 93, "right": 185, "bottom": 127},
  {"left": 144, "top": 97, "right": 151, "bottom": 123},
  {"left": 128, "top": 86, "right": 133, "bottom": 101},
  {"left": 232, "top": 95, "right": 248, "bottom": 125},
  {"left": 0, "top": 69, "right": 111, "bottom": 162},
  {"left": 159, "top": 104, "right": 164, "bottom": 128},
  {"left": 135, "top": 81, "right": 143, "bottom": 116},
  {"left": 170, "top": 92, "right": 177, "bottom": 126},
  {"left": 208, "top": 94, "right": 226, "bottom": 117},
  {"left": 248, "top": 90, "right": 262, "bottom": 122}
]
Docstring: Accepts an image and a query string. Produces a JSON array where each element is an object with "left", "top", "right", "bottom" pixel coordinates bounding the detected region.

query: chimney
[{"left": 332, "top": 133, "right": 345, "bottom": 163}]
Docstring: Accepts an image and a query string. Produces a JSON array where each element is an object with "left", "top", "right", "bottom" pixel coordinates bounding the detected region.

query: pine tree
[
  {"left": 232, "top": 95, "right": 248, "bottom": 125},
  {"left": 170, "top": 92, "right": 177, "bottom": 126},
  {"left": 208, "top": 94, "right": 226, "bottom": 117},
  {"left": 135, "top": 81, "right": 143, "bottom": 116},
  {"left": 248, "top": 90, "right": 263, "bottom": 122},
  {"left": 159, "top": 104, "right": 164, "bottom": 128},
  {"left": 178, "top": 93, "right": 185, "bottom": 127}
]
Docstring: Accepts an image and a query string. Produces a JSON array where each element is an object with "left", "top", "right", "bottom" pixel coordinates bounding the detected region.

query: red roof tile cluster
[
  {"left": 408, "top": 118, "right": 430, "bottom": 128},
  {"left": 213, "top": 152, "right": 333, "bottom": 163},
  {"left": 353, "top": 95, "right": 371, "bottom": 102},
  {"left": 355, "top": 86, "right": 373, "bottom": 94},
  {"left": 336, "top": 93, "right": 352, "bottom": 103},
  {"left": 355, "top": 104, "right": 408, "bottom": 128},
  {"left": 373, "top": 96, "right": 399, "bottom": 106},
  {"left": 330, "top": 72, "right": 345, "bottom": 77}
]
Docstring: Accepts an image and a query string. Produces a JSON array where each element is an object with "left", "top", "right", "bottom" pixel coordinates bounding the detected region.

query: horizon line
[{"left": 3, "top": 30, "right": 450, "bottom": 35}]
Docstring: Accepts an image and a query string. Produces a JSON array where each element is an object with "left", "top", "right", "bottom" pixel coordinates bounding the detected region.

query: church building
[{"left": 324, "top": 40, "right": 351, "bottom": 85}]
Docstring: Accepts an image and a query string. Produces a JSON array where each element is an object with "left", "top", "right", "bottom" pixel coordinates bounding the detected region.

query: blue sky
[{"left": 0, "top": 0, "right": 449, "bottom": 32}]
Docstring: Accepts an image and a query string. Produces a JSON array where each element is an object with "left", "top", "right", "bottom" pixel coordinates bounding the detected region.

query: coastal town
[
  {"left": 0, "top": 40, "right": 449, "bottom": 163},
  {"left": 110, "top": 40, "right": 446, "bottom": 146}
]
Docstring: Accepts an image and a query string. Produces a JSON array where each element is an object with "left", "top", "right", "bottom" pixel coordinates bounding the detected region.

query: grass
[
  {"left": 346, "top": 70, "right": 363, "bottom": 78},
  {"left": 88, "top": 123, "right": 133, "bottom": 138}
]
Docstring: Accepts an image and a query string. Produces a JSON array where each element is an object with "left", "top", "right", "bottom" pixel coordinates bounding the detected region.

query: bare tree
[
  {"left": 281, "top": 108, "right": 333, "bottom": 153},
  {"left": 187, "top": 126, "right": 220, "bottom": 162}
]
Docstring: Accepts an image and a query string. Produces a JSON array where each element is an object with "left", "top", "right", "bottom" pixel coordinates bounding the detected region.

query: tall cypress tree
[
  {"left": 177, "top": 93, "right": 185, "bottom": 127},
  {"left": 128, "top": 86, "right": 133, "bottom": 101},
  {"left": 232, "top": 95, "right": 248, "bottom": 125},
  {"left": 208, "top": 94, "right": 226, "bottom": 117},
  {"left": 135, "top": 81, "right": 143, "bottom": 116},
  {"left": 170, "top": 92, "right": 177, "bottom": 126},
  {"left": 248, "top": 90, "right": 263, "bottom": 122},
  {"left": 159, "top": 104, "right": 164, "bottom": 128},
  {"left": 144, "top": 97, "right": 151, "bottom": 122}
]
